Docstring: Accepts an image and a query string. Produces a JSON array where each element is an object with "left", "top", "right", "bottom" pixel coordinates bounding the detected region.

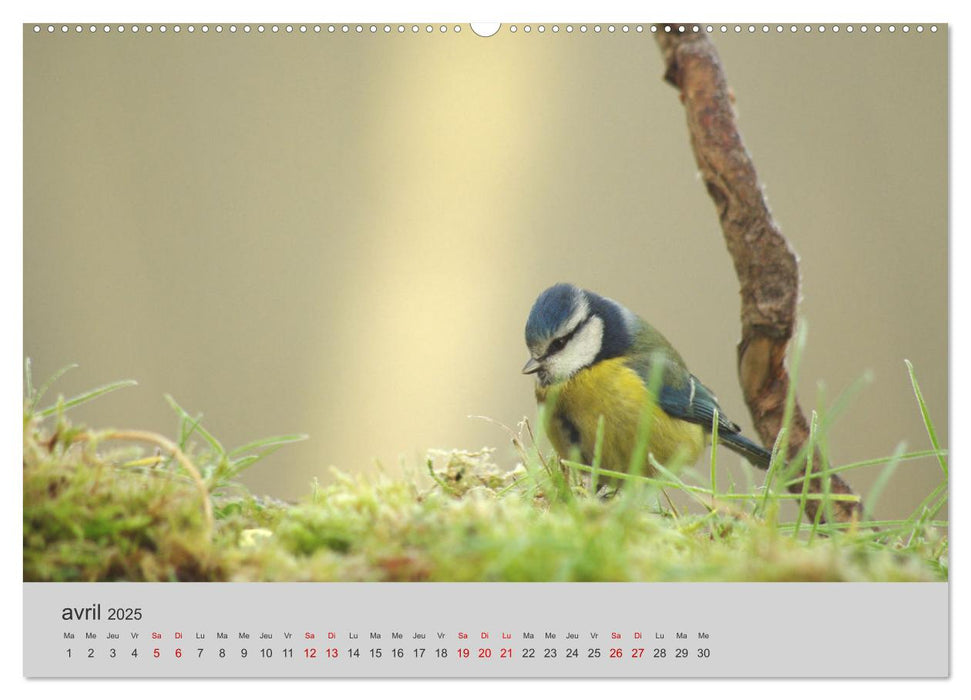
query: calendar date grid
[{"left": 61, "top": 626, "right": 715, "bottom": 666}]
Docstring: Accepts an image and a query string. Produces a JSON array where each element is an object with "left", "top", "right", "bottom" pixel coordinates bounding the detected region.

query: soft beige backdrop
[{"left": 24, "top": 25, "right": 947, "bottom": 521}]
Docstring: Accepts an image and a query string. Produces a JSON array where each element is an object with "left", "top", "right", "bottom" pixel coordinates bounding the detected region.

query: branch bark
[{"left": 655, "top": 28, "right": 861, "bottom": 524}]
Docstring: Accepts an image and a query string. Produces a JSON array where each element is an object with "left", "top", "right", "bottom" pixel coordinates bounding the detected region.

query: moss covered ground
[{"left": 23, "top": 373, "right": 947, "bottom": 583}]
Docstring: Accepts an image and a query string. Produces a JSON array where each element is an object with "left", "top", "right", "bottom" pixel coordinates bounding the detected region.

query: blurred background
[{"left": 24, "top": 24, "right": 947, "bottom": 522}]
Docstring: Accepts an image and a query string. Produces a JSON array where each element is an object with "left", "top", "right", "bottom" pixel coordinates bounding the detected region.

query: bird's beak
[{"left": 522, "top": 357, "right": 542, "bottom": 375}]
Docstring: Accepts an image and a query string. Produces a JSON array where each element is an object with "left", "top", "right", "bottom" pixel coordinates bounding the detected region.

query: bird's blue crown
[{"left": 524, "top": 283, "right": 583, "bottom": 347}]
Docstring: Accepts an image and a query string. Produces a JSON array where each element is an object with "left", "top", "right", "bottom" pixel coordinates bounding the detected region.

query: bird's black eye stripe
[
  {"left": 544, "top": 315, "right": 591, "bottom": 358},
  {"left": 548, "top": 337, "right": 567, "bottom": 354}
]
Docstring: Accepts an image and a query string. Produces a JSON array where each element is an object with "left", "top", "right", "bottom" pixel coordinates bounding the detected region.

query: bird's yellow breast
[{"left": 536, "top": 357, "right": 704, "bottom": 476}]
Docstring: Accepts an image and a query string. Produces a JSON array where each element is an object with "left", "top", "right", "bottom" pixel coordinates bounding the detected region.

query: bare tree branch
[{"left": 655, "top": 28, "right": 861, "bottom": 524}]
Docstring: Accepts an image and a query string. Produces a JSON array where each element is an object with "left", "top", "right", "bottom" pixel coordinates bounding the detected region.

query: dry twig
[{"left": 655, "top": 28, "right": 861, "bottom": 523}]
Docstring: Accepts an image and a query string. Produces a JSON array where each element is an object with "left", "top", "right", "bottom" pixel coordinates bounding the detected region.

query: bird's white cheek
[{"left": 546, "top": 316, "right": 604, "bottom": 381}]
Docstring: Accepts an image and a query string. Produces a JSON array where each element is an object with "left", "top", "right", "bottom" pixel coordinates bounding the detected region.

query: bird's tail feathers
[{"left": 719, "top": 432, "right": 772, "bottom": 470}]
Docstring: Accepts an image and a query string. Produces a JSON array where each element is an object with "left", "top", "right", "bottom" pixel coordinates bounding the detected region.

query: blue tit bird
[{"left": 522, "top": 283, "right": 772, "bottom": 483}]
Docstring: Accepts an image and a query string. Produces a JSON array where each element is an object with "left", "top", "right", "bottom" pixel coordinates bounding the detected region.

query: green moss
[{"left": 22, "top": 361, "right": 948, "bottom": 583}]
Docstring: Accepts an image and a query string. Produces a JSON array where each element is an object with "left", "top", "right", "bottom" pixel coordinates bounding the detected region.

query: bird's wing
[
  {"left": 628, "top": 349, "right": 773, "bottom": 468},
  {"left": 629, "top": 354, "right": 741, "bottom": 436},
  {"left": 657, "top": 374, "right": 742, "bottom": 435}
]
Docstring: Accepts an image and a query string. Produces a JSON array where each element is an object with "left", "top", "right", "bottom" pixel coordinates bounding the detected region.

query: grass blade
[
  {"left": 226, "top": 434, "right": 310, "bottom": 477},
  {"left": 710, "top": 409, "right": 719, "bottom": 509},
  {"left": 590, "top": 414, "right": 606, "bottom": 494},
  {"left": 792, "top": 411, "right": 819, "bottom": 537},
  {"left": 229, "top": 433, "right": 309, "bottom": 459},
  {"left": 905, "top": 360, "right": 947, "bottom": 477},
  {"left": 757, "top": 323, "right": 807, "bottom": 518},
  {"left": 30, "top": 362, "right": 80, "bottom": 410},
  {"left": 37, "top": 379, "right": 137, "bottom": 418},
  {"left": 780, "top": 449, "right": 947, "bottom": 488},
  {"left": 24, "top": 358, "right": 34, "bottom": 404},
  {"left": 817, "top": 370, "right": 874, "bottom": 435},
  {"left": 628, "top": 354, "right": 666, "bottom": 478},
  {"left": 164, "top": 394, "right": 226, "bottom": 456},
  {"left": 862, "top": 442, "right": 906, "bottom": 523}
]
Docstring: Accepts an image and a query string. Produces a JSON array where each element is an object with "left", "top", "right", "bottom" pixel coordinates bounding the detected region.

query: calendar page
[{"left": 22, "top": 20, "right": 949, "bottom": 679}]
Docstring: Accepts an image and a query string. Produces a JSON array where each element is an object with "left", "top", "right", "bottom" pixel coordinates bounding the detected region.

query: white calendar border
[{"left": 7, "top": 0, "right": 965, "bottom": 696}]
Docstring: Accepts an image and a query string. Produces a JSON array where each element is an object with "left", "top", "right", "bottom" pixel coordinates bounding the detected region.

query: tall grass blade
[
  {"left": 229, "top": 434, "right": 309, "bottom": 459},
  {"left": 905, "top": 360, "right": 947, "bottom": 477},
  {"left": 37, "top": 379, "right": 137, "bottom": 418},
  {"left": 164, "top": 394, "right": 226, "bottom": 456},
  {"left": 590, "top": 414, "right": 606, "bottom": 494},
  {"left": 709, "top": 409, "right": 719, "bottom": 509},
  {"left": 30, "top": 362, "right": 80, "bottom": 410},
  {"left": 792, "top": 411, "right": 819, "bottom": 537},
  {"left": 24, "top": 358, "right": 34, "bottom": 404},
  {"left": 862, "top": 442, "right": 906, "bottom": 523}
]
